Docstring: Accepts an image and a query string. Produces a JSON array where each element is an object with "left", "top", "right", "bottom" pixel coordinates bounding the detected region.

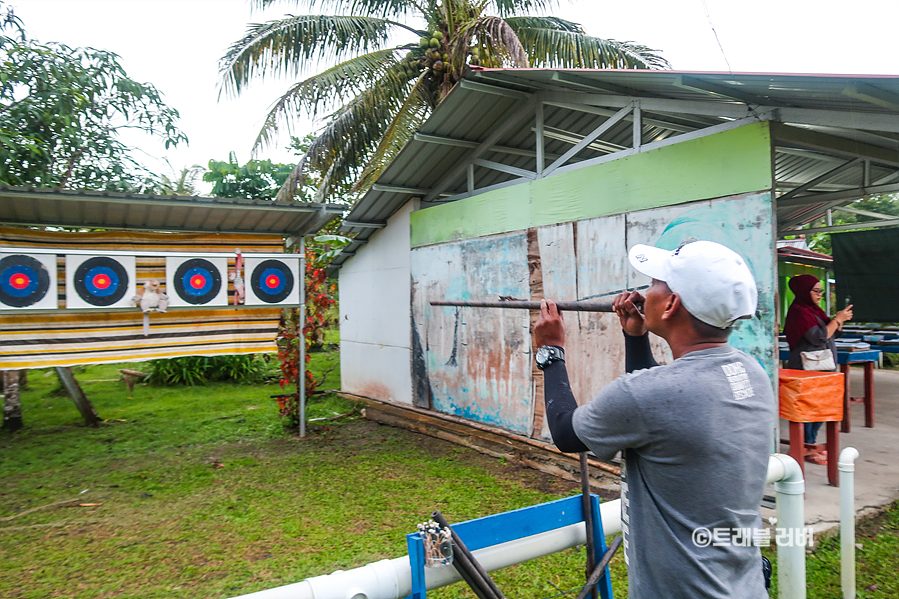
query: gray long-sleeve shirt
[{"left": 571, "top": 345, "right": 775, "bottom": 599}]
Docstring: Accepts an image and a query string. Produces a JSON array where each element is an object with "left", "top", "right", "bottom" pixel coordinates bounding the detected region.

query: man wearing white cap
[{"left": 535, "top": 240, "right": 775, "bottom": 599}]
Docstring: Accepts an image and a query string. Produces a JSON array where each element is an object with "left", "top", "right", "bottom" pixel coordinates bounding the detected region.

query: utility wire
[{"left": 700, "top": 0, "right": 733, "bottom": 74}]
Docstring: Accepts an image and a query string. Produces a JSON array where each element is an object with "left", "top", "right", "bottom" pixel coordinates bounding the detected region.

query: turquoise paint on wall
[
  {"left": 651, "top": 193, "right": 778, "bottom": 388},
  {"left": 412, "top": 232, "right": 533, "bottom": 434}
]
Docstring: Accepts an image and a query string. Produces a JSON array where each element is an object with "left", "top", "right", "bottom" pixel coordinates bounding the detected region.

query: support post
[
  {"left": 535, "top": 102, "right": 544, "bottom": 176},
  {"left": 2, "top": 370, "right": 23, "bottom": 432},
  {"left": 298, "top": 238, "right": 306, "bottom": 438},
  {"left": 55, "top": 367, "right": 100, "bottom": 426},
  {"left": 839, "top": 447, "right": 859, "bottom": 599}
]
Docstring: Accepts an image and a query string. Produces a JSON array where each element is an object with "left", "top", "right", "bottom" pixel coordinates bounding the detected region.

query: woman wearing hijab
[{"left": 783, "top": 274, "right": 854, "bottom": 463}]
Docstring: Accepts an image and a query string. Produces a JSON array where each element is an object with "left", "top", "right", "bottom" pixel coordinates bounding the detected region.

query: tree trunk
[
  {"left": 2, "top": 370, "right": 23, "bottom": 432},
  {"left": 55, "top": 367, "right": 100, "bottom": 426}
]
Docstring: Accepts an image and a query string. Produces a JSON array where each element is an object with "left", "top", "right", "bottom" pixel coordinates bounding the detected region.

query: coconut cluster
[{"left": 399, "top": 29, "right": 481, "bottom": 84}]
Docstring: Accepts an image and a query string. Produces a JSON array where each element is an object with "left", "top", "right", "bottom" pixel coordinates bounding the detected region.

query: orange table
[{"left": 779, "top": 369, "right": 845, "bottom": 486}]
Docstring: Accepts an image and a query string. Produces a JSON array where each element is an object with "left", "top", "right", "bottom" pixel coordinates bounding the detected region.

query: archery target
[
  {"left": 66, "top": 255, "right": 135, "bottom": 309},
  {"left": 245, "top": 257, "right": 300, "bottom": 306},
  {"left": 166, "top": 256, "right": 227, "bottom": 307},
  {"left": 0, "top": 253, "right": 58, "bottom": 309}
]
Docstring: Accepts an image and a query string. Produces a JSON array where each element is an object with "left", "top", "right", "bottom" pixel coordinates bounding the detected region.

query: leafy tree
[
  {"left": 0, "top": 4, "right": 186, "bottom": 190},
  {"left": 203, "top": 152, "right": 296, "bottom": 199},
  {"left": 805, "top": 194, "right": 899, "bottom": 254},
  {"left": 219, "top": 0, "right": 669, "bottom": 202}
]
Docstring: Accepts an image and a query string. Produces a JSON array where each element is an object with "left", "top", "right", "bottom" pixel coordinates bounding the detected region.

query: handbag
[{"left": 800, "top": 348, "right": 836, "bottom": 371}]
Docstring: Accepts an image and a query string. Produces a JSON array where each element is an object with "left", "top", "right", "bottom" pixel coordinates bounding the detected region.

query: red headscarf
[{"left": 784, "top": 274, "right": 830, "bottom": 349}]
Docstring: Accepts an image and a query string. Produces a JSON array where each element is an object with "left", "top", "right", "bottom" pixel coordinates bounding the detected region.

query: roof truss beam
[
  {"left": 777, "top": 158, "right": 862, "bottom": 201},
  {"left": 541, "top": 92, "right": 899, "bottom": 134},
  {"left": 371, "top": 184, "right": 431, "bottom": 195},
  {"left": 832, "top": 205, "right": 899, "bottom": 221},
  {"left": 424, "top": 92, "right": 541, "bottom": 202},
  {"left": 543, "top": 100, "right": 702, "bottom": 133},
  {"left": 772, "top": 123, "right": 899, "bottom": 168},
  {"left": 544, "top": 104, "right": 633, "bottom": 176},
  {"left": 471, "top": 158, "right": 536, "bottom": 179},
  {"left": 412, "top": 133, "right": 561, "bottom": 161},
  {"left": 673, "top": 75, "right": 778, "bottom": 106},
  {"left": 537, "top": 125, "right": 627, "bottom": 154},
  {"left": 792, "top": 218, "right": 899, "bottom": 236},
  {"left": 777, "top": 181, "right": 899, "bottom": 208}
]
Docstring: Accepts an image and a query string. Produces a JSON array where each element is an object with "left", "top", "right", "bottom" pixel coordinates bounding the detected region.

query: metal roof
[
  {"left": 0, "top": 184, "right": 345, "bottom": 237},
  {"left": 332, "top": 68, "right": 899, "bottom": 271}
]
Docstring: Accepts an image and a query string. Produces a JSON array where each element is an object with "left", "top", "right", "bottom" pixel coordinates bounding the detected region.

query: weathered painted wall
[
  {"left": 410, "top": 122, "right": 772, "bottom": 248},
  {"left": 411, "top": 192, "right": 777, "bottom": 436},
  {"left": 410, "top": 233, "right": 533, "bottom": 434},
  {"left": 340, "top": 200, "right": 416, "bottom": 404}
]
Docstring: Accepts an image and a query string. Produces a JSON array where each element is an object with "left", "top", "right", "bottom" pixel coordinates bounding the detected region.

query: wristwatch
[{"left": 535, "top": 345, "right": 565, "bottom": 370}]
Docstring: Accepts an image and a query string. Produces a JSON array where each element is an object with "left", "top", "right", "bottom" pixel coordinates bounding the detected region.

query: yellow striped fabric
[{"left": 0, "top": 228, "right": 288, "bottom": 370}]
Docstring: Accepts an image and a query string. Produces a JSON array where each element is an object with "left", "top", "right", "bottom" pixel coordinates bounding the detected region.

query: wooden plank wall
[{"left": 411, "top": 192, "right": 776, "bottom": 438}]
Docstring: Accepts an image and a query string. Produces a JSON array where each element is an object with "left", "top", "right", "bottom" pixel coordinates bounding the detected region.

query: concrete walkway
[{"left": 762, "top": 367, "right": 899, "bottom": 535}]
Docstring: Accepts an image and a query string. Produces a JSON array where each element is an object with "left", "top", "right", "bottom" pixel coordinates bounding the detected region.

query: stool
[
  {"left": 779, "top": 369, "right": 845, "bottom": 487},
  {"left": 837, "top": 349, "right": 880, "bottom": 432},
  {"left": 784, "top": 421, "right": 839, "bottom": 486}
]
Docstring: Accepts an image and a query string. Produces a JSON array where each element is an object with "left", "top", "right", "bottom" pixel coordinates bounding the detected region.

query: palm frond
[
  {"left": 251, "top": 48, "right": 412, "bottom": 152},
  {"left": 353, "top": 73, "right": 432, "bottom": 193},
  {"left": 250, "top": 0, "right": 424, "bottom": 22},
  {"left": 218, "top": 15, "right": 398, "bottom": 97},
  {"left": 459, "top": 16, "right": 529, "bottom": 68},
  {"left": 487, "top": 0, "right": 559, "bottom": 18},
  {"left": 276, "top": 66, "right": 423, "bottom": 200},
  {"left": 502, "top": 15, "right": 583, "bottom": 33},
  {"left": 509, "top": 26, "right": 670, "bottom": 69}
]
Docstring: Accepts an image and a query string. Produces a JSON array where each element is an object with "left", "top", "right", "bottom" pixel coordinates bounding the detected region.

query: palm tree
[{"left": 219, "top": 0, "right": 669, "bottom": 202}]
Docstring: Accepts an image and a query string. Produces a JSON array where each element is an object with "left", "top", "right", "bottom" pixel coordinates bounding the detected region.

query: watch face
[{"left": 535, "top": 346, "right": 550, "bottom": 365}]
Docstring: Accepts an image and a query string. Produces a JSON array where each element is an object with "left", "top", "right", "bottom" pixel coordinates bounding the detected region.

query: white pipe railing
[
  {"left": 767, "top": 453, "right": 806, "bottom": 599},
  {"left": 839, "top": 447, "right": 860, "bottom": 599},
  {"left": 232, "top": 455, "right": 804, "bottom": 599}
]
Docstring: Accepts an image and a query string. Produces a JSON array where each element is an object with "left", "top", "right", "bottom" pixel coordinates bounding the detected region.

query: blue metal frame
[{"left": 406, "top": 494, "right": 614, "bottom": 599}]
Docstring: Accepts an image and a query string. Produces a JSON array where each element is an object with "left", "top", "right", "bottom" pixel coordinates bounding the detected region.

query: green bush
[{"left": 147, "top": 354, "right": 270, "bottom": 386}]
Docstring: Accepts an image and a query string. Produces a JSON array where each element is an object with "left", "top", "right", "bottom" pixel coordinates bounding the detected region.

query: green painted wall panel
[{"left": 411, "top": 121, "right": 773, "bottom": 248}]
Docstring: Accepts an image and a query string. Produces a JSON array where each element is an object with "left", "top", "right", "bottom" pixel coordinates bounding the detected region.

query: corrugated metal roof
[
  {"left": 0, "top": 184, "right": 345, "bottom": 237},
  {"left": 332, "top": 69, "right": 899, "bottom": 270}
]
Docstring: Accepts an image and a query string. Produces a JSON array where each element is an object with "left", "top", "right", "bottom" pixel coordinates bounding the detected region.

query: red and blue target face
[
  {"left": 173, "top": 258, "right": 222, "bottom": 305},
  {"left": 73, "top": 257, "right": 129, "bottom": 306},
  {"left": 251, "top": 260, "right": 294, "bottom": 303},
  {"left": 0, "top": 255, "right": 50, "bottom": 307}
]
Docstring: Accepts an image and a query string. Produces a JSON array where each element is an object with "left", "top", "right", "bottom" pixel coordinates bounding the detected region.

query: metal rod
[
  {"left": 430, "top": 299, "right": 624, "bottom": 312},
  {"left": 447, "top": 540, "right": 496, "bottom": 599},
  {"left": 573, "top": 536, "right": 622, "bottom": 599},
  {"left": 580, "top": 453, "right": 597, "bottom": 599},
  {"left": 432, "top": 511, "right": 506, "bottom": 599}
]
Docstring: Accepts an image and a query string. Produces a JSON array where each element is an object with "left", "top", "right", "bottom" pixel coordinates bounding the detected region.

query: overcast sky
[{"left": 14, "top": 0, "right": 899, "bottom": 190}]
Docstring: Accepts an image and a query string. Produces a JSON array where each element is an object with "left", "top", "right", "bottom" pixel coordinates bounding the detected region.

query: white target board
[
  {"left": 244, "top": 257, "right": 301, "bottom": 306},
  {"left": 0, "top": 253, "right": 58, "bottom": 310},
  {"left": 166, "top": 256, "right": 228, "bottom": 307},
  {"left": 65, "top": 255, "right": 136, "bottom": 309}
]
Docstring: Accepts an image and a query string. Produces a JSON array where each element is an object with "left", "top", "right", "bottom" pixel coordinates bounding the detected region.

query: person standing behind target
[{"left": 534, "top": 240, "right": 775, "bottom": 599}]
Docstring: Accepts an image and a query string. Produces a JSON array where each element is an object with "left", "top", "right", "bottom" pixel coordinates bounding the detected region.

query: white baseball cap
[{"left": 627, "top": 240, "right": 758, "bottom": 329}]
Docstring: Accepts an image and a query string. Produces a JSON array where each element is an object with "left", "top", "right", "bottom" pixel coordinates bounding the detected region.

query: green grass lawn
[{"left": 2, "top": 347, "right": 899, "bottom": 599}]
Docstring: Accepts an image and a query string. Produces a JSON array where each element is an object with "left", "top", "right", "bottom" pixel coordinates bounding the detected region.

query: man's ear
[{"left": 661, "top": 292, "right": 681, "bottom": 321}]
